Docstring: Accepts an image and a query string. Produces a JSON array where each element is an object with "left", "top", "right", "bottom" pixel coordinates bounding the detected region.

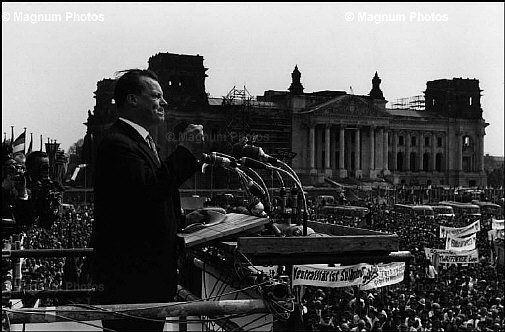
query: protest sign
[{"left": 445, "top": 233, "right": 477, "bottom": 251}]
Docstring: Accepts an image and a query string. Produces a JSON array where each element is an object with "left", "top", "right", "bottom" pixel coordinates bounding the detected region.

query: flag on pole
[
  {"left": 27, "top": 133, "right": 33, "bottom": 155},
  {"left": 12, "top": 132, "right": 26, "bottom": 155}
]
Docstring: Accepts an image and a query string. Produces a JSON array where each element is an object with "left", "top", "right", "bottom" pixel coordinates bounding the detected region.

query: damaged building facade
[{"left": 83, "top": 52, "right": 488, "bottom": 189}]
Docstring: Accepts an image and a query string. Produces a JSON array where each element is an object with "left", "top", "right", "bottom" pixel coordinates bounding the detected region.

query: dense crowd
[
  {"left": 3, "top": 204, "right": 93, "bottom": 306},
  {"left": 23, "top": 204, "right": 93, "bottom": 287},
  {"left": 3, "top": 194, "right": 504, "bottom": 331},
  {"left": 300, "top": 203, "right": 504, "bottom": 331}
]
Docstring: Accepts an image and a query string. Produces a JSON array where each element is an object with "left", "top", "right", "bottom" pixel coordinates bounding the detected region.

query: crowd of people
[
  {"left": 20, "top": 204, "right": 93, "bottom": 293},
  {"left": 3, "top": 184, "right": 504, "bottom": 330},
  {"left": 299, "top": 202, "right": 504, "bottom": 331}
]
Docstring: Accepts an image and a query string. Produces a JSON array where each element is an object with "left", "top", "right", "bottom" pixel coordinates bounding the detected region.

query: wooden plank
[
  {"left": 177, "top": 213, "right": 269, "bottom": 248},
  {"left": 247, "top": 251, "right": 411, "bottom": 266},
  {"left": 237, "top": 235, "right": 398, "bottom": 255},
  {"left": 307, "top": 220, "right": 387, "bottom": 236}
]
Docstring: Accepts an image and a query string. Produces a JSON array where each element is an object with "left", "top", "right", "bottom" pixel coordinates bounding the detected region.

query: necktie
[{"left": 146, "top": 135, "right": 160, "bottom": 163}]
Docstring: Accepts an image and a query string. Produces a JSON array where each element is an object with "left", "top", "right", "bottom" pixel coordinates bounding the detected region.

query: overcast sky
[{"left": 2, "top": 2, "right": 504, "bottom": 156}]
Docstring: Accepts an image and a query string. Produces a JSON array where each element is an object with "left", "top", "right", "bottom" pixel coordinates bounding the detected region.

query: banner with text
[
  {"left": 439, "top": 220, "right": 481, "bottom": 238},
  {"left": 424, "top": 248, "right": 454, "bottom": 262},
  {"left": 360, "top": 262, "right": 405, "bottom": 290},
  {"left": 436, "top": 249, "right": 479, "bottom": 264},
  {"left": 292, "top": 263, "right": 404, "bottom": 289},
  {"left": 492, "top": 218, "right": 504, "bottom": 230},
  {"left": 445, "top": 233, "right": 477, "bottom": 251}
]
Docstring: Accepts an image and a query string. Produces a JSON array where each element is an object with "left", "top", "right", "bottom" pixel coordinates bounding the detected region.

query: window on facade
[
  {"left": 410, "top": 152, "right": 417, "bottom": 171},
  {"left": 463, "top": 156, "right": 472, "bottom": 172},
  {"left": 397, "top": 152, "right": 404, "bottom": 171},
  {"left": 436, "top": 153, "right": 443, "bottom": 172},
  {"left": 423, "top": 153, "right": 430, "bottom": 171},
  {"left": 463, "top": 136, "right": 471, "bottom": 148},
  {"left": 411, "top": 136, "right": 417, "bottom": 147},
  {"left": 399, "top": 136, "right": 404, "bottom": 146},
  {"left": 437, "top": 137, "right": 442, "bottom": 147},
  {"left": 469, "top": 97, "right": 473, "bottom": 106},
  {"left": 425, "top": 137, "right": 430, "bottom": 147}
]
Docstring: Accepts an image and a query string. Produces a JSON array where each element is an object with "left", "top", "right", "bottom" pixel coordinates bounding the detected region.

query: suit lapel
[{"left": 113, "top": 121, "right": 162, "bottom": 168}]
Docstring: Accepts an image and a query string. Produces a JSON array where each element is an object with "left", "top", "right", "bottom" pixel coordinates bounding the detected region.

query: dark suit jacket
[{"left": 90, "top": 120, "right": 199, "bottom": 304}]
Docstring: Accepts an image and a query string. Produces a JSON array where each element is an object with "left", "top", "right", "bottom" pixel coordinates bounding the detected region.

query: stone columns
[
  {"left": 383, "top": 130, "right": 389, "bottom": 174},
  {"left": 369, "top": 126, "right": 375, "bottom": 170},
  {"left": 478, "top": 129, "right": 485, "bottom": 172},
  {"left": 354, "top": 128, "right": 361, "bottom": 170},
  {"left": 418, "top": 132, "right": 423, "bottom": 171},
  {"left": 309, "top": 125, "right": 316, "bottom": 172},
  {"left": 457, "top": 132, "right": 463, "bottom": 171},
  {"left": 392, "top": 131, "right": 398, "bottom": 171},
  {"left": 325, "top": 125, "right": 331, "bottom": 170},
  {"left": 354, "top": 128, "right": 362, "bottom": 178},
  {"left": 338, "top": 126, "right": 347, "bottom": 178},
  {"left": 339, "top": 127, "right": 345, "bottom": 170},
  {"left": 376, "top": 128, "right": 384, "bottom": 172},
  {"left": 406, "top": 132, "right": 411, "bottom": 171},
  {"left": 431, "top": 132, "right": 436, "bottom": 171}
]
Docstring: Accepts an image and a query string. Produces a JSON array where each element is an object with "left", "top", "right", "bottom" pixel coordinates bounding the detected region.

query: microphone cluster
[{"left": 200, "top": 143, "right": 309, "bottom": 236}]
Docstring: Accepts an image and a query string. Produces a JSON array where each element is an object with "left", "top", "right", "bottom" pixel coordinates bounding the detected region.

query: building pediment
[{"left": 299, "top": 94, "right": 389, "bottom": 118}]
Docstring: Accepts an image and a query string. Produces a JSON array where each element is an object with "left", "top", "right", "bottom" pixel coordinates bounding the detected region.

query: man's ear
[{"left": 126, "top": 94, "right": 137, "bottom": 105}]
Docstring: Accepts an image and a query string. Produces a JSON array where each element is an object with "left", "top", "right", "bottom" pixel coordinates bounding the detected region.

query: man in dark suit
[{"left": 89, "top": 69, "right": 202, "bottom": 331}]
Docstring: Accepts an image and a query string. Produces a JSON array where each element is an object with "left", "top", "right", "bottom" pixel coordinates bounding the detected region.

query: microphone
[
  {"left": 200, "top": 153, "right": 238, "bottom": 168},
  {"left": 234, "top": 144, "right": 279, "bottom": 164},
  {"left": 240, "top": 157, "right": 271, "bottom": 170},
  {"left": 245, "top": 179, "right": 266, "bottom": 200}
]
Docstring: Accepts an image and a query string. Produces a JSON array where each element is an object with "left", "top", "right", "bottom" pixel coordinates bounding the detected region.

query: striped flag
[
  {"left": 27, "top": 133, "right": 33, "bottom": 155},
  {"left": 12, "top": 132, "right": 26, "bottom": 155}
]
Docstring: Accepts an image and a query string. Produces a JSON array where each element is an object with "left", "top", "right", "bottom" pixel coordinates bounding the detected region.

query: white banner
[
  {"left": 492, "top": 218, "right": 504, "bottom": 230},
  {"left": 360, "top": 262, "right": 405, "bottom": 290},
  {"left": 292, "top": 263, "right": 367, "bottom": 288},
  {"left": 439, "top": 220, "right": 481, "bottom": 238},
  {"left": 488, "top": 229, "right": 505, "bottom": 242},
  {"left": 436, "top": 249, "right": 479, "bottom": 265},
  {"left": 445, "top": 233, "right": 477, "bottom": 251},
  {"left": 424, "top": 248, "right": 454, "bottom": 262},
  {"left": 292, "top": 263, "right": 404, "bottom": 289}
]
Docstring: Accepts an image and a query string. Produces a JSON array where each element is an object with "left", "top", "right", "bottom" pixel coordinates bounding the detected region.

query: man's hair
[{"left": 113, "top": 69, "right": 160, "bottom": 108}]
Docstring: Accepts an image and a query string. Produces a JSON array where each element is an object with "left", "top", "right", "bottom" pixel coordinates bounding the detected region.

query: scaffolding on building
[
  {"left": 222, "top": 85, "right": 254, "bottom": 137},
  {"left": 388, "top": 95, "right": 425, "bottom": 111}
]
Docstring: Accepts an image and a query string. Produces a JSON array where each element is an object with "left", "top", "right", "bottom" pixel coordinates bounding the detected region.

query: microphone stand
[
  {"left": 241, "top": 157, "right": 309, "bottom": 236},
  {"left": 237, "top": 166, "right": 271, "bottom": 212},
  {"left": 268, "top": 167, "right": 309, "bottom": 236}
]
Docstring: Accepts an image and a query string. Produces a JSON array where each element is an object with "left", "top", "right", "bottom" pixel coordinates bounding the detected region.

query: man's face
[{"left": 131, "top": 77, "right": 167, "bottom": 129}]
